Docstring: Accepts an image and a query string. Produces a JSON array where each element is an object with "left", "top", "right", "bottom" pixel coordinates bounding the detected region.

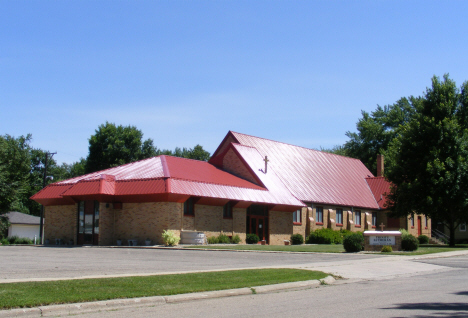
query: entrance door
[
  {"left": 417, "top": 216, "right": 422, "bottom": 236},
  {"left": 247, "top": 205, "right": 269, "bottom": 243},
  {"left": 77, "top": 201, "right": 99, "bottom": 245}
]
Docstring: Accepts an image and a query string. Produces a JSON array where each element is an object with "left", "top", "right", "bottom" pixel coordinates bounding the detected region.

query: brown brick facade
[
  {"left": 269, "top": 210, "right": 292, "bottom": 245},
  {"left": 222, "top": 148, "right": 258, "bottom": 185},
  {"left": 44, "top": 205, "right": 77, "bottom": 243}
]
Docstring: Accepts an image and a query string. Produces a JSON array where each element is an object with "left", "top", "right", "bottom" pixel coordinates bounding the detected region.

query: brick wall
[
  {"left": 293, "top": 207, "right": 307, "bottom": 237},
  {"left": 233, "top": 208, "right": 246, "bottom": 243},
  {"left": 44, "top": 205, "right": 77, "bottom": 244},
  {"left": 269, "top": 210, "right": 292, "bottom": 245},
  {"left": 114, "top": 202, "right": 182, "bottom": 245},
  {"left": 222, "top": 148, "right": 258, "bottom": 184},
  {"left": 98, "top": 202, "right": 114, "bottom": 246}
]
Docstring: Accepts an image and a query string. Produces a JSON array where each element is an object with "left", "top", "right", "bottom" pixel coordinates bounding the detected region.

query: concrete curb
[{"left": 0, "top": 276, "right": 335, "bottom": 317}]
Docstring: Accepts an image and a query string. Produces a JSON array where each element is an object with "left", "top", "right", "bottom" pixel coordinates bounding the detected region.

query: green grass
[
  {"left": 389, "top": 244, "right": 468, "bottom": 255},
  {"left": 184, "top": 244, "right": 345, "bottom": 253},
  {"left": 0, "top": 269, "right": 327, "bottom": 309}
]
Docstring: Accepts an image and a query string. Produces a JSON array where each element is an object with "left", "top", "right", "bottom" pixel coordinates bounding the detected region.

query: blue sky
[{"left": 1, "top": 1, "right": 468, "bottom": 164}]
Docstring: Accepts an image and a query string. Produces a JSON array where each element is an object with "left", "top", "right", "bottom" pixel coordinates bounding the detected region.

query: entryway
[
  {"left": 77, "top": 200, "right": 100, "bottom": 245},
  {"left": 246, "top": 205, "right": 269, "bottom": 243}
]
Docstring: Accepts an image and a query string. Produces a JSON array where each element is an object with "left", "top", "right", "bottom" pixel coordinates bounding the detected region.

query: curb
[{"left": 0, "top": 276, "right": 335, "bottom": 317}]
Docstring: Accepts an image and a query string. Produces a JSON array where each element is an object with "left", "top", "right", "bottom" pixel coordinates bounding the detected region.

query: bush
[
  {"left": 207, "top": 236, "right": 219, "bottom": 244},
  {"left": 343, "top": 232, "right": 364, "bottom": 252},
  {"left": 402, "top": 235, "right": 419, "bottom": 251},
  {"left": 217, "top": 234, "right": 231, "bottom": 244},
  {"left": 7, "top": 236, "right": 20, "bottom": 244},
  {"left": 245, "top": 233, "right": 259, "bottom": 244},
  {"left": 381, "top": 245, "right": 393, "bottom": 253},
  {"left": 0, "top": 238, "right": 9, "bottom": 245},
  {"left": 290, "top": 234, "right": 304, "bottom": 245},
  {"left": 418, "top": 235, "right": 429, "bottom": 244},
  {"left": 307, "top": 228, "right": 343, "bottom": 244},
  {"left": 339, "top": 229, "right": 352, "bottom": 238},
  {"left": 231, "top": 235, "right": 241, "bottom": 244},
  {"left": 399, "top": 229, "right": 409, "bottom": 237},
  {"left": 161, "top": 230, "right": 180, "bottom": 246}
]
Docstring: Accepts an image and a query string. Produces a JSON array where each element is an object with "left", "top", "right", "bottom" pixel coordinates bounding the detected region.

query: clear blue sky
[{"left": 1, "top": 1, "right": 467, "bottom": 164}]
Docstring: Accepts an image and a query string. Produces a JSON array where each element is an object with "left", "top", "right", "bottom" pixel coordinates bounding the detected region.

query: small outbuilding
[{"left": 1, "top": 211, "right": 42, "bottom": 241}]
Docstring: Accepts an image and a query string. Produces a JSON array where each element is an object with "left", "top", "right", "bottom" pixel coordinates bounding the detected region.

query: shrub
[
  {"left": 17, "top": 237, "right": 33, "bottom": 244},
  {"left": 307, "top": 228, "right": 342, "bottom": 244},
  {"left": 402, "top": 235, "right": 419, "bottom": 251},
  {"left": 245, "top": 233, "right": 259, "bottom": 244},
  {"left": 418, "top": 235, "right": 429, "bottom": 244},
  {"left": 0, "top": 238, "right": 9, "bottom": 245},
  {"left": 161, "top": 230, "right": 180, "bottom": 246},
  {"left": 399, "top": 229, "right": 409, "bottom": 237},
  {"left": 339, "top": 229, "right": 352, "bottom": 238},
  {"left": 381, "top": 245, "right": 393, "bottom": 253},
  {"left": 217, "top": 234, "right": 231, "bottom": 244},
  {"left": 207, "top": 236, "right": 219, "bottom": 244},
  {"left": 231, "top": 235, "right": 241, "bottom": 244},
  {"left": 290, "top": 234, "right": 304, "bottom": 245},
  {"left": 343, "top": 232, "right": 364, "bottom": 252},
  {"left": 7, "top": 236, "right": 20, "bottom": 244}
]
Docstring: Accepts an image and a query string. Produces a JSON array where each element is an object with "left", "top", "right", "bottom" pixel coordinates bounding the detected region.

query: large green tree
[
  {"left": 340, "top": 97, "right": 420, "bottom": 174},
  {"left": 386, "top": 75, "right": 468, "bottom": 246},
  {"left": 85, "top": 122, "right": 211, "bottom": 173},
  {"left": 85, "top": 122, "right": 159, "bottom": 173}
]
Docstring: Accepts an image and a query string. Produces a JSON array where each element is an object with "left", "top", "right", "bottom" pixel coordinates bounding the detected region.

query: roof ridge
[{"left": 231, "top": 131, "right": 365, "bottom": 161}]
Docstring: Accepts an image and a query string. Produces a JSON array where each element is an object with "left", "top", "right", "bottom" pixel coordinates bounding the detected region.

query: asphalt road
[
  {"left": 79, "top": 255, "right": 468, "bottom": 318},
  {"left": 0, "top": 246, "right": 382, "bottom": 281}
]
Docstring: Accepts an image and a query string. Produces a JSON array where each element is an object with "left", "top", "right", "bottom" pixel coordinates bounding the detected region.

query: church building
[{"left": 31, "top": 131, "right": 431, "bottom": 245}]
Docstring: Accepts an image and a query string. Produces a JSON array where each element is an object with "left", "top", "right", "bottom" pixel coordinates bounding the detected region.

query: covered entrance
[
  {"left": 77, "top": 200, "right": 100, "bottom": 245},
  {"left": 247, "top": 205, "right": 269, "bottom": 243}
]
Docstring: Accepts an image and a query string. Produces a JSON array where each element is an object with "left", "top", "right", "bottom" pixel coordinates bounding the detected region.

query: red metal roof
[
  {"left": 366, "top": 176, "right": 392, "bottom": 209},
  {"left": 211, "top": 131, "right": 380, "bottom": 210},
  {"left": 31, "top": 154, "right": 303, "bottom": 209}
]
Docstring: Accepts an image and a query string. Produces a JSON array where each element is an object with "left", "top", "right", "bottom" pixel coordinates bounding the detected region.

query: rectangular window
[
  {"left": 425, "top": 217, "right": 428, "bottom": 228},
  {"left": 78, "top": 201, "right": 85, "bottom": 234},
  {"left": 94, "top": 201, "right": 100, "bottom": 234},
  {"left": 460, "top": 223, "right": 467, "bottom": 232},
  {"left": 316, "top": 207, "right": 323, "bottom": 224},
  {"left": 355, "top": 210, "right": 361, "bottom": 226},
  {"left": 223, "top": 201, "right": 233, "bottom": 218},
  {"left": 336, "top": 209, "right": 343, "bottom": 225},
  {"left": 293, "top": 209, "right": 301, "bottom": 224},
  {"left": 372, "top": 212, "right": 377, "bottom": 227},
  {"left": 184, "top": 197, "right": 195, "bottom": 216},
  {"left": 411, "top": 216, "right": 415, "bottom": 227}
]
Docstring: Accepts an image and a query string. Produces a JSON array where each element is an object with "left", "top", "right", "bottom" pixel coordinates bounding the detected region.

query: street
[{"left": 81, "top": 255, "right": 468, "bottom": 318}]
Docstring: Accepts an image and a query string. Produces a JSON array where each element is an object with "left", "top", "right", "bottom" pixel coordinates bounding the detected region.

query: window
[
  {"left": 184, "top": 197, "right": 195, "bottom": 216},
  {"left": 316, "top": 207, "right": 323, "bottom": 224},
  {"left": 94, "top": 201, "right": 100, "bottom": 234},
  {"left": 460, "top": 223, "right": 467, "bottom": 232},
  {"left": 354, "top": 210, "right": 361, "bottom": 226},
  {"left": 336, "top": 209, "right": 343, "bottom": 225},
  {"left": 293, "top": 209, "right": 301, "bottom": 224},
  {"left": 411, "top": 216, "right": 415, "bottom": 227},
  {"left": 372, "top": 212, "right": 377, "bottom": 227},
  {"left": 223, "top": 201, "right": 233, "bottom": 218},
  {"left": 425, "top": 217, "right": 428, "bottom": 228}
]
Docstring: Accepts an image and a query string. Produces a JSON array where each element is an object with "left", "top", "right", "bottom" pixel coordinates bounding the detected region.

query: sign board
[{"left": 369, "top": 236, "right": 395, "bottom": 246}]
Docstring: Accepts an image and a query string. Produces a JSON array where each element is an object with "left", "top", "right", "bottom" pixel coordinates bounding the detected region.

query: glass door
[{"left": 77, "top": 200, "right": 99, "bottom": 245}]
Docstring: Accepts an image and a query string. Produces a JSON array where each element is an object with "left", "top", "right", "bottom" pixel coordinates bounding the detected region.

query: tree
[
  {"left": 340, "top": 97, "right": 420, "bottom": 174},
  {"left": 0, "top": 134, "right": 32, "bottom": 214},
  {"left": 386, "top": 75, "right": 468, "bottom": 246},
  {"left": 0, "top": 214, "right": 9, "bottom": 239},
  {"left": 85, "top": 122, "right": 158, "bottom": 173}
]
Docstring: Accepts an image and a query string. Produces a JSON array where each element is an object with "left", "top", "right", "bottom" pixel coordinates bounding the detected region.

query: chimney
[{"left": 376, "top": 154, "right": 384, "bottom": 177}]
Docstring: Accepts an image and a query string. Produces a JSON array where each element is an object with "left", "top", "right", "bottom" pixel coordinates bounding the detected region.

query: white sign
[{"left": 369, "top": 236, "right": 395, "bottom": 246}]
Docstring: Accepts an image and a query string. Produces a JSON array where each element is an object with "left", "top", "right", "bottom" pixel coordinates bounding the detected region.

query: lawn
[
  {"left": 184, "top": 244, "right": 345, "bottom": 253},
  {"left": 184, "top": 244, "right": 468, "bottom": 255},
  {"left": 0, "top": 269, "right": 328, "bottom": 309}
]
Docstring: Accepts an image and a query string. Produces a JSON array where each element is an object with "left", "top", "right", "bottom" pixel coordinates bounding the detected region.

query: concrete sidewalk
[{"left": 1, "top": 250, "right": 467, "bottom": 317}]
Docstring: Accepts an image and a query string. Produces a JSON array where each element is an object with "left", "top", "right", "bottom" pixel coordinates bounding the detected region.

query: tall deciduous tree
[
  {"left": 386, "top": 75, "right": 468, "bottom": 246},
  {"left": 341, "top": 97, "right": 420, "bottom": 174},
  {"left": 85, "top": 122, "right": 158, "bottom": 173}
]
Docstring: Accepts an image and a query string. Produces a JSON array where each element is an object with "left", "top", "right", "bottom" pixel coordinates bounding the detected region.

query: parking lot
[{"left": 0, "top": 246, "right": 381, "bottom": 282}]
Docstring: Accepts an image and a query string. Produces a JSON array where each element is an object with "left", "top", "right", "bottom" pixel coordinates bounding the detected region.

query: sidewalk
[{"left": 1, "top": 250, "right": 467, "bottom": 317}]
